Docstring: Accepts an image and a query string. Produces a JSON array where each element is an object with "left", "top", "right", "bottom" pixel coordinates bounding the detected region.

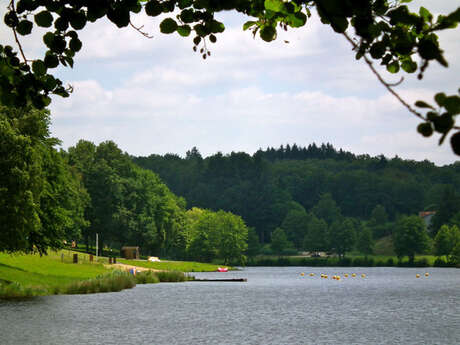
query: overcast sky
[{"left": 3, "top": 1, "right": 460, "bottom": 165}]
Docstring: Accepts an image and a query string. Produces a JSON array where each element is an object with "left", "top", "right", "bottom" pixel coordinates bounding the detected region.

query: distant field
[{"left": 118, "top": 259, "right": 226, "bottom": 272}]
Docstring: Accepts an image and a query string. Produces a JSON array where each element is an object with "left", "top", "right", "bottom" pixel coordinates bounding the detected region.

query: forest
[
  {"left": 2, "top": 106, "right": 460, "bottom": 265},
  {"left": 133, "top": 144, "right": 460, "bottom": 262}
]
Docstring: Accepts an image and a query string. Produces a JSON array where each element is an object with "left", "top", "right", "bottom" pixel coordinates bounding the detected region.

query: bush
[
  {"left": 135, "top": 271, "right": 160, "bottom": 284},
  {"left": 156, "top": 271, "right": 189, "bottom": 282},
  {"left": 0, "top": 282, "right": 45, "bottom": 299},
  {"left": 414, "top": 258, "right": 429, "bottom": 267}
]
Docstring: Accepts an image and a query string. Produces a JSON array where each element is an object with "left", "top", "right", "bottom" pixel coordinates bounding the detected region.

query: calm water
[{"left": 1, "top": 267, "right": 459, "bottom": 345}]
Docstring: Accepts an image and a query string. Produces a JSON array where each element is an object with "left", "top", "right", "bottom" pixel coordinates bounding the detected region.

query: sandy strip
[{"left": 105, "top": 263, "right": 160, "bottom": 272}]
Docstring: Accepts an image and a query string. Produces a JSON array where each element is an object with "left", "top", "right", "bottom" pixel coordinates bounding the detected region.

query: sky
[{"left": 3, "top": 1, "right": 460, "bottom": 165}]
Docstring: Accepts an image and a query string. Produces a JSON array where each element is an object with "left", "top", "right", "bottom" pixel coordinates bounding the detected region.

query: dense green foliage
[
  {"left": 183, "top": 208, "right": 248, "bottom": 264},
  {"left": 133, "top": 144, "right": 460, "bottom": 260},
  {"left": 67, "top": 139, "right": 187, "bottom": 257},
  {"left": 0, "top": 106, "right": 89, "bottom": 254},
  {"left": 434, "top": 224, "right": 460, "bottom": 264},
  {"left": 2, "top": 1, "right": 460, "bottom": 153},
  {"left": 393, "top": 215, "right": 430, "bottom": 263}
]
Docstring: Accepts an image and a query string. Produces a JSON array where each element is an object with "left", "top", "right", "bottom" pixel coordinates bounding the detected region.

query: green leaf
[
  {"left": 417, "top": 123, "right": 433, "bottom": 137},
  {"left": 210, "top": 20, "right": 225, "bottom": 33},
  {"left": 264, "top": 0, "right": 285, "bottom": 13},
  {"left": 401, "top": 59, "right": 417, "bottom": 73},
  {"left": 330, "top": 17, "right": 348, "bottom": 33},
  {"left": 288, "top": 12, "right": 307, "bottom": 28},
  {"left": 177, "top": 25, "right": 191, "bottom": 37},
  {"left": 434, "top": 92, "right": 446, "bottom": 106},
  {"left": 433, "top": 114, "right": 454, "bottom": 134},
  {"left": 180, "top": 9, "right": 194, "bottom": 23},
  {"left": 44, "top": 75, "right": 57, "bottom": 90},
  {"left": 444, "top": 96, "right": 460, "bottom": 115},
  {"left": 419, "top": 7, "right": 432, "bottom": 22},
  {"left": 70, "top": 11, "right": 87, "bottom": 30},
  {"left": 418, "top": 39, "right": 439, "bottom": 60},
  {"left": 243, "top": 21, "right": 257, "bottom": 31},
  {"left": 32, "top": 60, "right": 46, "bottom": 76},
  {"left": 160, "top": 18, "right": 178, "bottom": 34},
  {"left": 260, "top": 25, "right": 277, "bottom": 42},
  {"left": 54, "top": 17, "right": 69, "bottom": 31},
  {"left": 69, "top": 38, "right": 82, "bottom": 52},
  {"left": 451, "top": 131, "right": 460, "bottom": 155},
  {"left": 446, "top": 8, "right": 460, "bottom": 22},
  {"left": 44, "top": 53, "right": 59, "bottom": 68},
  {"left": 415, "top": 101, "right": 433, "bottom": 109},
  {"left": 34, "top": 11, "right": 53, "bottom": 28},
  {"left": 145, "top": 0, "right": 163, "bottom": 17},
  {"left": 370, "top": 41, "right": 386, "bottom": 59},
  {"left": 386, "top": 61, "right": 400, "bottom": 73},
  {"left": 43, "top": 32, "right": 54, "bottom": 48},
  {"left": 16, "top": 20, "right": 33, "bottom": 35},
  {"left": 178, "top": 0, "right": 193, "bottom": 9},
  {"left": 107, "top": 8, "right": 130, "bottom": 28}
]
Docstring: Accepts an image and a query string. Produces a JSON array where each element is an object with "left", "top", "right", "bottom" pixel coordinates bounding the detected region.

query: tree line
[{"left": 133, "top": 145, "right": 460, "bottom": 263}]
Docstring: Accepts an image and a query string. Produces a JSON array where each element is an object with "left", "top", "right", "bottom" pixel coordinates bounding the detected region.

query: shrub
[
  {"left": 63, "top": 270, "right": 135, "bottom": 294},
  {"left": 135, "top": 271, "right": 160, "bottom": 284},
  {"left": 414, "top": 258, "right": 429, "bottom": 267},
  {"left": 156, "top": 270, "right": 188, "bottom": 282},
  {"left": 0, "top": 282, "right": 45, "bottom": 299}
]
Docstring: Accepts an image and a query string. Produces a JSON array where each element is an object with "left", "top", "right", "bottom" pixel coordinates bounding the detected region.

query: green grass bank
[{"left": 0, "top": 251, "right": 213, "bottom": 299}]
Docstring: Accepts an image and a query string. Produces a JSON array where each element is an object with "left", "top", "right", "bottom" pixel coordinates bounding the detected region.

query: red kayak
[{"left": 217, "top": 267, "right": 228, "bottom": 272}]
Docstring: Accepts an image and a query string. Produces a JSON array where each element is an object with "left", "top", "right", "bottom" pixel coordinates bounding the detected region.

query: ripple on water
[{"left": 1, "top": 267, "right": 459, "bottom": 345}]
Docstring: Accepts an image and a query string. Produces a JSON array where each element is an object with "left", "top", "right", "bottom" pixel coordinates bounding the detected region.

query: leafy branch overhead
[{"left": 1, "top": 0, "right": 460, "bottom": 153}]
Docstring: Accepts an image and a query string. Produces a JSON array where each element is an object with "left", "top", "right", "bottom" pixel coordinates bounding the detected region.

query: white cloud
[{"left": 2, "top": 1, "right": 454, "bottom": 165}]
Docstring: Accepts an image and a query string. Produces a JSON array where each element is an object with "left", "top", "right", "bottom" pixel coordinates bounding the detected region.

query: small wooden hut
[{"left": 121, "top": 246, "right": 140, "bottom": 259}]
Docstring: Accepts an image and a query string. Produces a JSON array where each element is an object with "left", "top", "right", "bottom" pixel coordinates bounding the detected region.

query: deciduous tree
[{"left": 393, "top": 215, "right": 430, "bottom": 263}]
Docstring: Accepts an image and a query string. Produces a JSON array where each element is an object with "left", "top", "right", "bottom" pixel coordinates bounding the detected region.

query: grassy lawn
[
  {"left": 118, "top": 259, "right": 227, "bottom": 272},
  {"left": 0, "top": 250, "right": 109, "bottom": 289}
]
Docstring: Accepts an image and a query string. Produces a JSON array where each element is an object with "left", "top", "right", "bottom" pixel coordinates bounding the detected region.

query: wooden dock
[{"left": 191, "top": 278, "right": 247, "bottom": 282}]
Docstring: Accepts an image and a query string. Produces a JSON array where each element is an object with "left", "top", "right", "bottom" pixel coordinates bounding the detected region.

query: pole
[{"left": 96, "top": 233, "right": 98, "bottom": 261}]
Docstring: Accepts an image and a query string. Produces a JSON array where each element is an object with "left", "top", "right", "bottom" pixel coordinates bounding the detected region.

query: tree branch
[
  {"left": 342, "top": 32, "right": 426, "bottom": 122},
  {"left": 9, "top": 0, "right": 28, "bottom": 64},
  {"left": 129, "top": 21, "right": 153, "bottom": 39}
]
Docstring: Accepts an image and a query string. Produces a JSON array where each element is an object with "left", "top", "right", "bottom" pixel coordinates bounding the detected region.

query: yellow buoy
[
  {"left": 310, "top": 273, "right": 315, "bottom": 277},
  {"left": 361, "top": 274, "right": 366, "bottom": 278},
  {"left": 351, "top": 273, "right": 356, "bottom": 277},
  {"left": 425, "top": 273, "right": 429, "bottom": 277},
  {"left": 324, "top": 274, "right": 328, "bottom": 279},
  {"left": 337, "top": 275, "right": 341, "bottom": 280},
  {"left": 344, "top": 273, "right": 349, "bottom": 278},
  {"left": 416, "top": 274, "right": 420, "bottom": 278},
  {"left": 300, "top": 272, "right": 305, "bottom": 276}
]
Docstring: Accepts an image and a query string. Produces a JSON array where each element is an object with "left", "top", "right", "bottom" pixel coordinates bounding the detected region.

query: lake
[{"left": 1, "top": 267, "right": 459, "bottom": 345}]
